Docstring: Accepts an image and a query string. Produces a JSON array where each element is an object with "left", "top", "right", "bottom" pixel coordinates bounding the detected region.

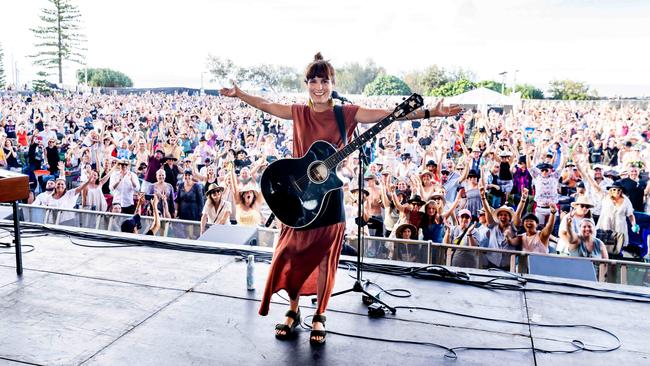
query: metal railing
[
  {"left": 5, "top": 204, "right": 649, "bottom": 287},
  {"left": 344, "top": 235, "right": 650, "bottom": 287}
]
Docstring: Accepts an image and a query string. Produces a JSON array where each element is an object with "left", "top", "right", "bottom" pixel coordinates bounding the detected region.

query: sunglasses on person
[
  {"left": 540, "top": 168, "right": 549, "bottom": 173},
  {"left": 578, "top": 204, "right": 591, "bottom": 209},
  {"left": 609, "top": 188, "right": 621, "bottom": 192}
]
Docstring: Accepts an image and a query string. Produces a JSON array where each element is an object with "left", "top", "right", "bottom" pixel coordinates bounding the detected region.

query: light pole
[
  {"left": 513, "top": 69, "right": 519, "bottom": 93},
  {"left": 200, "top": 72, "right": 205, "bottom": 95},
  {"left": 498, "top": 71, "right": 508, "bottom": 94}
]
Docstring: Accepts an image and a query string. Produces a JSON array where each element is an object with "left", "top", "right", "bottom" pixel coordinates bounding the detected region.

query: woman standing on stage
[{"left": 220, "top": 52, "right": 460, "bottom": 345}]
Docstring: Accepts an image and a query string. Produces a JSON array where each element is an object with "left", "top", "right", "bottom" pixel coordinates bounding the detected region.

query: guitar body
[
  {"left": 261, "top": 93, "right": 424, "bottom": 229},
  {"left": 260, "top": 140, "right": 343, "bottom": 228}
]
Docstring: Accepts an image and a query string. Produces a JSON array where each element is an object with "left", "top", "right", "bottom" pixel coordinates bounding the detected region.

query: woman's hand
[
  {"left": 431, "top": 99, "right": 462, "bottom": 117},
  {"left": 219, "top": 81, "right": 240, "bottom": 98}
]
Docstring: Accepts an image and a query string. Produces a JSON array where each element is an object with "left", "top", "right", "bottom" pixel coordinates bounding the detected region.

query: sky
[{"left": 1, "top": 0, "right": 649, "bottom": 97}]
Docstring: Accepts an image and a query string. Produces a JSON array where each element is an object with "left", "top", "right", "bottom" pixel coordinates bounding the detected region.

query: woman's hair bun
[{"left": 314, "top": 52, "right": 324, "bottom": 61}]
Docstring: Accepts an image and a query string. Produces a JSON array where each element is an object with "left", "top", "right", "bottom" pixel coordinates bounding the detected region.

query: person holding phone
[{"left": 447, "top": 209, "right": 480, "bottom": 268}]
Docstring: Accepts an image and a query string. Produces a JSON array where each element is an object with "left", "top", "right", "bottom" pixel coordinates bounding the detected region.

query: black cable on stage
[
  {"left": 0, "top": 221, "right": 632, "bottom": 361},
  {"left": 299, "top": 310, "right": 620, "bottom": 360},
  {"left": 0, "top": 244, "right": 35, "bottom": 255},
  {"left": 3, "top": 221, "right": 649, "bottom": 303}
]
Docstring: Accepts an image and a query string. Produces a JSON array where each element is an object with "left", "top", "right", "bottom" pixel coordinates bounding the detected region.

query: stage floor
[{"left": 1, "top": 232, "right": 649, "bottom": 366}]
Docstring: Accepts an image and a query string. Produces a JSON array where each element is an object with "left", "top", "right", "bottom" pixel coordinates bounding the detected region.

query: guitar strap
[{"left": 333, "top": 105, "right": 348, "bottom": 145}]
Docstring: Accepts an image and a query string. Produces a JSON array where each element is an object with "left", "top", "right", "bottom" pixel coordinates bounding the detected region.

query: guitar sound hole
[{"left": 308, "top": 162, "right": 328, "bottom": 184}]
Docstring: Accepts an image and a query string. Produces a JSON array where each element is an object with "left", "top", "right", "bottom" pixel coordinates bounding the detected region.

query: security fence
[{"left": 5, "top": 204, "right": 649, "bottom": 287}]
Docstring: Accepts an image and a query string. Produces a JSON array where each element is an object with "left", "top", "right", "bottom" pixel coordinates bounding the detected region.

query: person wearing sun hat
[
  {"left": 617, "top": 161, "right": 649, "bottom": 212},
  {"left": 390, "top": 190, "right": 426, "bottom": 229},
  {"left": 574, "top": 160, "right": 612, "bottom": 222},
  {"left": 556, "top": 195, "right": 594, "bottom": 254},
  {"left": 447, "top": 208, "right": 480, "bottom": 268},
  {"left": 595, "top": 180, "right": 638, "bottom": 247},
  {"left": 200, "top": 183, "right": 232, "bottom": 234},
  {"left": 479, "top": 185, "right": 519, "bottom": 269},
  {"left": 393, "top": 222, "right": 419, "bottom": 262},
  {"left": 417, "top": 169, "right": 437, "bottom": 199},
  {"left": 509, "top": 203, "right": 557, "bottom": 254}
]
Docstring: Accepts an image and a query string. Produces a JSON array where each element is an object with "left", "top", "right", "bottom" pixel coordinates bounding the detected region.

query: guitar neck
[{"left": 324, "top": 111, "right": 399, "bottom": 168}]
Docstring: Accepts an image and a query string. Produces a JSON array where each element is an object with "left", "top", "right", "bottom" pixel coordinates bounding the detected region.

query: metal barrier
[
  {"left": 5, "top": 204, "right": 649, "bottom": 287},
  {"left": 345, "top": 235, "right": 650, "bottom": 287},
  {"left": 15, "top": 204, "right": 210, "bottom": 241}
]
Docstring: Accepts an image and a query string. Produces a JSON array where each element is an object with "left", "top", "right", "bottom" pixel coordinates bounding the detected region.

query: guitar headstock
[{"left": 391, "top": 93, "right": 424, "bottom": 119}]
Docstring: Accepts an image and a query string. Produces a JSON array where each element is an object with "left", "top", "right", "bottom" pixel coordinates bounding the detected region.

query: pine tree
[
  {"left": 0, "top": 43, "right": 6, "bottom": 89},
  {"left": 33, "top": 71, "right": 53, "bottom": 95},
  {"left": 30, "top": 0, "right": 86, "bottom": 84}
]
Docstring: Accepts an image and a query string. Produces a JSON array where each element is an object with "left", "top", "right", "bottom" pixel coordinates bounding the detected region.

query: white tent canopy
[{"left": 444, "top": 87, "right": 514, "bottom": 107}]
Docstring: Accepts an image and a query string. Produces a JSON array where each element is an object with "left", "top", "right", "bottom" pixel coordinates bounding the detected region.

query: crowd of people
[{"left": 1, "top": 91, "right": 649, "bottom": 265}]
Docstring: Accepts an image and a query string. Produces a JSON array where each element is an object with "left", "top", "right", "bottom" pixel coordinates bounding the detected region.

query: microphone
[{"left": 331, "top": 91, "right": 352, "bottom": 104}]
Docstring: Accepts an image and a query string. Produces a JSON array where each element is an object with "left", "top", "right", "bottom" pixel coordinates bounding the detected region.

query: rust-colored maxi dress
[{"left": 259, "top": 103, "right": 360, "bottom": 316}]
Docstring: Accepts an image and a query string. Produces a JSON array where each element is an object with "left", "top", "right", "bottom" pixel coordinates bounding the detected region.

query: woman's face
[
  {"left": 156, "top": 170, "right": 165, "bottom": 182},
  {"left": 306, "top": 76, "right": 332, "bottom": 105},
  {"left": 401, "top": 228, "right": 412, "bottom": 239},
  {"left": 55, "top": 180, "right": 66, "bottom": 194},
  {"left": 629, "top": 167, "right": 639, "bottom": 179},
  {"left": 397, "top": 181, "right": 408, "bottom": 191},
  {"left": 497, "top": 211, "right": 511, "bottom": 225},
  {"left": 91, "top": 171, "right": 99, "bottom": 182},
  {"left": 575, "top": 204, "right": 591, "bottom": 216},
  {"left": 580, "top": 221, "right": 595, "bottom": 237},
  {"left": 459, "top": 214, "right": 471, "bottom": 227},
  {"left": 609, "top": 187, "right": 622, "bottom": 198},
  {"left": 243, "top": 191, "right": 254, "bottom": 203}
]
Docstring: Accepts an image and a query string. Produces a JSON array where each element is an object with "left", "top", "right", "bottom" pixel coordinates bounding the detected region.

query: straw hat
[
  {"left": 350, "top": 182, "right": 370, "bottom": 197},
  {"left": 238, "top": 182, "right": 261, "bottom": 200},
  {"left": 570, "top": 196, "right": 594, "bottom": 209},
  {"left": 494, "top": 205, "right": 515, "bottom": 219},
  {"left": 206, "top": 183, "right": 225, "bottom": 195}
]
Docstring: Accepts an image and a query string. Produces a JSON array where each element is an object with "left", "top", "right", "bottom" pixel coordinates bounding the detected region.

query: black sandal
[
  {"left": 309, "top": 314, "right": 327, "bottom": 346},
  {"left": 275, "top": 309, "right": 301, "bottom": 340}
]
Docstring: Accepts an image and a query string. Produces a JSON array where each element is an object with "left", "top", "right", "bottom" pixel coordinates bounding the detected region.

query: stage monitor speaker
[
  {"left": 198, "top": 225, "right": 258, "bottom": 246},
  {"left": 527, "top": 255, "right": 597, "bottom": 282}
]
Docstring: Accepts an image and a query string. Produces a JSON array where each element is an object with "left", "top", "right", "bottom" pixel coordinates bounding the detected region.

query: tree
[
  {"left": 477, "top": 80, "right": 507, "bottom": 94},
  {"left": 403, "top": 65, "right": 449, "bottom": 95},
  {"left": 236, "top": 64, "right": 302, "bottom": 93},
  {"left": 336, "top": 59, "right": 385, "bottom": 94},
  {"left": 206, "top": 55, "right": 237, "bottom": 86},
  {"left": 430, "top": 79, "right": 476, "bottom": 97},
  {"left": 548, "top": 80, "right": 597, "bottom": 100},
  {"left": 33, "top": 71, "right": 53, "bottom": 94},
  {"left": 363, "top": 75, "right": 412, "bottom": 96},
  {"left": 30, "top": 0, "right": 86, "bottom": 84},
  {"left": 0, "top": 43, "right": 6, "bottom": 89},
  {"left": 76, "top": 68, "right": 133, "bottom": 87},
  {"left": 514, "top": 84, "right": 544, "bottom": 99}
]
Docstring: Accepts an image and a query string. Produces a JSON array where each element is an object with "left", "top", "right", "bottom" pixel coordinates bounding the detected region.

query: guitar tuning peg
[
  {"left": 395, "top": 103, "right": 399, "bottom": 106},
  {"left": 402, "top": 97, "right": 406, "bottom": 100}
]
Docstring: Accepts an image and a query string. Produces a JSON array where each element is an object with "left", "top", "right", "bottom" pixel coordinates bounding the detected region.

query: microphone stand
[{"left": 325, "top": 94, "right": 395, "bottom": 314}]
